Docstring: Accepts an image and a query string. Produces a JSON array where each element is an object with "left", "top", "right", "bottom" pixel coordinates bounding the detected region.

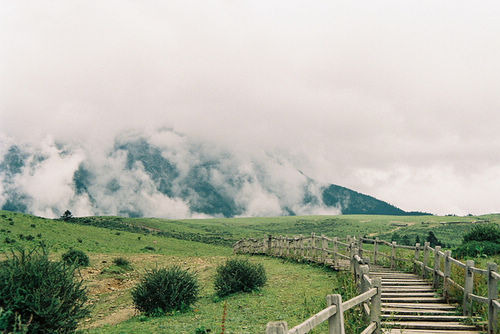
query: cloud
[{"left": 1, "top": 1, "right": 500, "bottom": 215}]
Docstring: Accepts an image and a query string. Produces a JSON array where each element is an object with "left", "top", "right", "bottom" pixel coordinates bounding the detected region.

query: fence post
[
  {"left": 443, "top": 250, "right": 451, "bottom": 301},
  {"left": 358, "top": 235, "right": 364, "bottom": 258},
  {"left": 333, "top": 237, "right": 338, "bottom": 268},
  {"left": 267, "top": 235, "right": 272, "bottom": 255},
  {"left": 327, "top": 294, "right": 345, "bottom": 334},
  {"left": 463, "top": 259, "right": 474, "bottom": 316},
  {"left": 350, "top": 243, "right": 356, "bottom": 273},
  {"left": 321, "top": 234, "right": 327, "bottom": 264},
  {"left": 311, "top": 232, "right": 316, "bottom": 261},
  {"left": 266, "top": 321, "right": 288, "bottom": 334},
  {"left": 300, "top": 235, "right": 305, "bottom": 260},
  {"left": 282, "top": 236, "right": 286, "bottom": 257},
  {"left": 371, "top": 277, "right": 382, "bottom": 334},
  {"left": 360, "top": 265, "right": 370, "bottom": 293},
  {"left": 423, "top": 242, "right": 430, "bottom": 278},
  {"left": 374, "top": 237, "right": 379, "bottom": 265},
  {"left": 414, "top": 243, "right": 420, "bottom": 274},
  {"left": 391, "top": 241, "right": 396, "bottom": 269},
  {"left": 433, "top": 246, "right": 441, "bottom": 289},
  {"left": 488, "top": 262, "right": 498, "bottom": 334}
]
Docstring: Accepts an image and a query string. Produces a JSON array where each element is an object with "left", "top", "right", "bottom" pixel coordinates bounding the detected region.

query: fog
[{"left": 1, "top": 1, "right": 500, "bottom": 216}]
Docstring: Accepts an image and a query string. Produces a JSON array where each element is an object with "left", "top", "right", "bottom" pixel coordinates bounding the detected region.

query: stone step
[
  {"left": 382, "top": 303, "right": 457, "bottom": 310},
  {"left": 381, "top": 314, "right": 473, "bottom": 321},
  {"left": 382, "top": 292, "right": 437, "bottom": 298},
  {"left": 385, "top": 330, "right": 482, "bottom": 334},
  {"left": 382, "top": 297, "right": 447, "bottom": 303},
  {"left": 382, "top": 321, "right": 479, "bottom": 331},
  {"left": 382, "top": 307, "right": 456, "bottom": 315}
]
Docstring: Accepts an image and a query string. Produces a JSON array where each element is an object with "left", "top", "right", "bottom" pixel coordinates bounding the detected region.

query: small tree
[
  {"left": 61, "top": 210, "right": 73, "bottom": 221},
  {"left": 0, "top": 247, "right": 90, "bottom": 333},
  {"left": 426, "top": 231, "right": 441, "bottom": 247},
  {"left": 62, "top": 250, "right": 90, "bottom": 267},
  {"left": 401, "top": 235, "right": 410, "bottom": 246},
  {"left": 214, "top": 258, "right": 267, "bottom": 297},
  {"left": 132, "top": 266, "right": 199, "bottom": 316}
]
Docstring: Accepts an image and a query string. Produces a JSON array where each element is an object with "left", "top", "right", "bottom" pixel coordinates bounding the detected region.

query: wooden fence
[{"left": 234, "top": 233, "right": 500, "bottom": 334}]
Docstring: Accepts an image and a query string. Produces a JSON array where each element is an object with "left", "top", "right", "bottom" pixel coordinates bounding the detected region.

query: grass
[
  {"left": 0, "top": 211, "right": 229, "bottom": 257},
  {"left": 2, "top": 210, "right": 500, "bottom": 332},
  {"left": 84, "top": 256, "right": 355, "bottom": 334},
  {"left": 62, "top": 213, "right": 494, "bottom": 248}
]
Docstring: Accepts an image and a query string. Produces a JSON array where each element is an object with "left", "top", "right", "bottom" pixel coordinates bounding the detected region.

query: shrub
[
  {"left": 214, "top": 258, "right": 267, "bottom": 297},
  {"left": 4, "top": 237, "right": 15, "bottom": 244},
  {"left": 131, "top": 266, "right": 199, "bottom": 316},
  {"left": 112, "top": 257, "right": 130, "bottom": 267},
  {"left": 60, "top": 210, "right": 73, "bottom": 221},
  {"left": 0, "top": 247, "right": 90, "bottom": 333},
  {"left": 453, "top": 241, "right": 500, "bottom": 258},
  {"left": 61, "top": 250, "right": 90, "bottom": 267},
  {"left": 463, "top": 223, "right": 500, "bottom": 243}
]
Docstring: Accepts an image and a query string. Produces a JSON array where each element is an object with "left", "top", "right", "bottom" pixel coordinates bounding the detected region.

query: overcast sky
[{"left": 1, "top": 0, "right": 500, "bottom": 216}]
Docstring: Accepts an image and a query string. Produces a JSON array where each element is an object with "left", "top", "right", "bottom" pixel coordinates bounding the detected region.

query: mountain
[{"left": 0, "top": 129, "right": 423, "bottom": 218}]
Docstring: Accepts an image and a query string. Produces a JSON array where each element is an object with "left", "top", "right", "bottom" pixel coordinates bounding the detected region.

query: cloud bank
[
  {"left": 1, "top": 1, "right": 500, "bottom": 215},
  {"left": 0, "top": 129, "right": 341, "bottom": 218}
]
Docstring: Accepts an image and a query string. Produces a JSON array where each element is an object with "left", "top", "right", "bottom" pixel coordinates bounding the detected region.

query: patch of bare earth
[{"left": 79, "top": 253, "right": 222, "bottom": 330}]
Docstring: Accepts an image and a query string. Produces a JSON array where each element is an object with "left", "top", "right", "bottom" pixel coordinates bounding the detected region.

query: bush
[
  {"left": 214, "top": 258, "right": 267, "bottom": 297},
  {"left": 61, "top": 250, "right": 90, "bottom": 267},
  {"left": 453, "top": 241, "right": 500, "bottom": 258},
  {"left": 463, "top": 223, "right": 500, "bottom": 243},
  {"left": 131, "top": 266, "right": 199, "bottom": 316},
  {"left": 0, "top": 247, "right": 90, "bottom": 333},
  {"left": 112, "top": 257, "right": 130, "bottom": 267}
]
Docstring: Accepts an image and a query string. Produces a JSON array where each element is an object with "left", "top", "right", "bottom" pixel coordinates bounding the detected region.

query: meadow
[{"left": 1, "top": 210, "right": 498, "bottom": 333}]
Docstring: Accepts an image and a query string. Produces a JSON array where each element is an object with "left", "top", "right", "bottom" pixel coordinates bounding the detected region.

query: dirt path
[{"left": 367, "top": 221, "right": 417, "bottom": 237}]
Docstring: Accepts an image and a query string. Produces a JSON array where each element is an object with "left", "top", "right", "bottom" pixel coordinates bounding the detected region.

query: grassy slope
[
  {"left": 91, "top": 214, "right": 495, "bottom": 249},
  {"left": 0, "top": 211, "right": 360, "bottom": 333},
  {"left": 2, "top": 210, "right": 499, "bottom": 333}
]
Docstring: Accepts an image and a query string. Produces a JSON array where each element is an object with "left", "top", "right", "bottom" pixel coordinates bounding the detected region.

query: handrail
[
  {"left": 287, "top": 304, "right": 337, "bottom": 334},
  {"left": 234, "top": 232, "right": 500, "bottom": 334}
]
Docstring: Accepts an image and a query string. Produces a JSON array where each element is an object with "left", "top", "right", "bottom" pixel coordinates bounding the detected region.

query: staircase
[{"left": 369, "top": 265, "right": 483, "bottom": 333}]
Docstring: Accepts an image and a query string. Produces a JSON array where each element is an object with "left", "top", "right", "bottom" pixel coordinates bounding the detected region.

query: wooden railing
[
  {"left": 359, "top": 237, "right": 499, "bottom": 333},
  {"left": 234, "top": 233, "right": 500, "bottom": 334},
  {"left": 235, "top": 234, "right": 381, "bottom": 334}
]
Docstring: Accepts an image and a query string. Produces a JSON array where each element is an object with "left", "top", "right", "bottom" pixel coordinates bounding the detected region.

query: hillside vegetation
[{"left": 1, "top": 210, "right": 499, "bottom": 333}]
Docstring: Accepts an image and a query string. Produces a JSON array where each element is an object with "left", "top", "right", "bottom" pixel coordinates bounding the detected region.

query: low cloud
[{"left": 1, "top": 1, "right": 499, "bottom": 215}]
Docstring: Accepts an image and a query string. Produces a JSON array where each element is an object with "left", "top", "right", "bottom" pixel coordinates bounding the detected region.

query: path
[{"left": 369, "top": 265, "right": 482, "bottom": 333}]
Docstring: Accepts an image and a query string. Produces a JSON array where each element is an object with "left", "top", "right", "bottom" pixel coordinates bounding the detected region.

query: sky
[{"left": 1, "top": 0, "right": 500, "bottom": 216}]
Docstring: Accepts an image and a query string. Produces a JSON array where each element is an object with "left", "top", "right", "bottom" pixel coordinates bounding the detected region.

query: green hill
[{"left": 1, "top": 210, "right": 496, "bottom": 333}]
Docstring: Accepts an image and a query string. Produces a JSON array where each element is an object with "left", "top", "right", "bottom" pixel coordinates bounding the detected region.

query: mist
[{"left": 1, "top": 1, "right": 500, "bottom": 216}]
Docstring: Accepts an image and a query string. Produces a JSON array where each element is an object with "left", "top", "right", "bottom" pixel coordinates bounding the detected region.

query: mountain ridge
[{"left": 0, "top": 130, "right": 429, "bottom": 218}]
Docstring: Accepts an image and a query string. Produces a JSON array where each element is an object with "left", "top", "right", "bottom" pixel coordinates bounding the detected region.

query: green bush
[
  {"left": 214, "top": 258, "right": 267, "bottom": 297},
  {"left": 453, "top": 241, "right": 500, "bottom": 258},
  {"left": 0, "top": 248, "right": 90, "bottom": 333},
  {"left": 112, "top": 257, "right": 131, "bottom": 268},
  {"left": 463, "top": 223, "right": 500, "bottom": 243},
  {"left": 131, "top": 266, "right": 199, "bottom": 316},
  {"left": 61, "top": 250, "right": 90, "bottom": 267}
]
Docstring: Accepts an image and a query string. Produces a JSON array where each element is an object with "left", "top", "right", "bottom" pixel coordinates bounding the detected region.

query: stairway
[{"left": 369, "top": 265, "right": 484, "bottom": 334}]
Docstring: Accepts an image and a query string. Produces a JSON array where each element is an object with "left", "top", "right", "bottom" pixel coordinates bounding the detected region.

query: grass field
[{"left": 1, "top": 210, "right": 499, "bottom": 332}]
